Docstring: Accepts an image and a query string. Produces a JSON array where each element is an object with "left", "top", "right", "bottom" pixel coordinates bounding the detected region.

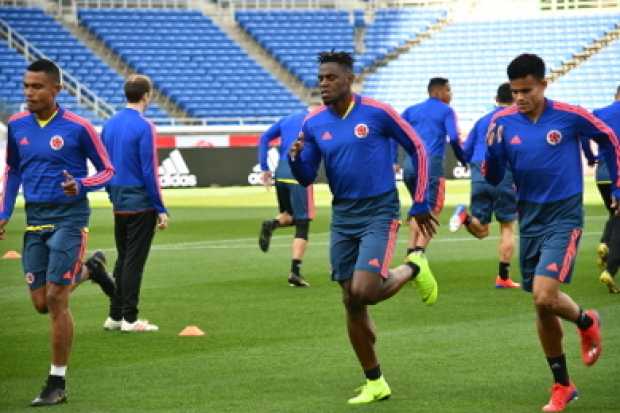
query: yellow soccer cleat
[
  {"left": 407, "top": 252, "right": 438, "bottom": 305},
  {"left": 599, "top": 271, "right": 620, "bottom": 294},
  {"left": 347, "top": 376, "right": 391, "bottom": 405},
  {"left": 596, "top": 243, "right": 608, "bottom": 272}
]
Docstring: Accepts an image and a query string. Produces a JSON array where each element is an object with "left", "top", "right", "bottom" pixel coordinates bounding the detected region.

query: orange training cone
[
  {"left": 2, "top": 250, "right": 21, "bottom": 259},
  {"left": 178, "top": 325, "right": 205, "bottom": 337}
]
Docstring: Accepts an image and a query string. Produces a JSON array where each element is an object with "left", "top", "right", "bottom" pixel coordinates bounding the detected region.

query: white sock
[{"left": 50, "top": 365, "right": 67, "bottom": 377}]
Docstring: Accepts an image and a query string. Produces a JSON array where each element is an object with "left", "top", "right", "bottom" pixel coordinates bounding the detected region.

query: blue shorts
[
  {"left": 470, "top": 164, "right": 517, "bottom": 224},
  {"left": 519, "top": 228, "right": 582, "bottom": 292},
  {"left": 275, "top": 180, "right": 314, "bottom": 221},
  {"left": 22, "top": 225, "right": 88, "bottom": 290},
  {"left": 404, "top": 156, "right": 444, "bottom": 215},
  {"left": 330, "top": 190, "right": 400, "bottom": 282}
]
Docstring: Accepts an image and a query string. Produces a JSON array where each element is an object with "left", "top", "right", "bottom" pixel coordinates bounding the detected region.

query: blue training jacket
[
  {"left": 1, "top": 106, "right": 114, "bottom": 220},
  {"left": 102, "top": 108, "right": 166, "bottom": 214},
  {"left": 258, "top": 110, "right": 308, "bottom": 181},
  {"left": 288, "top": 94, "right": 430, "bottom": 216},
  {"left": 593, "top": 100, "right": 620, "bottom": 183},
  {"left": 484, "top": 99, "right": 620, "bottom": 235}
]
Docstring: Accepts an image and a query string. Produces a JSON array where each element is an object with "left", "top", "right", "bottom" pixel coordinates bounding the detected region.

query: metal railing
[
  {"left": 216, "top": 0, "right": 356, "bottom": 9},
  {"left": 0, "top": 18, "right": 116, "bottom": 119},
  {"left": 541, "top": 0, "right": 620, "bottom": 10},
  {"left": 373, "top": 0, "right": 459, "bottom": 8},
  {"left": 0, "top": 0, "right": 46, "bottom": 7},
  {"left": 73, "top": 0, "right": 196, "bottom": 9},
  {"left": 150, "top": 116, "right": 280, "bottom": 126}
]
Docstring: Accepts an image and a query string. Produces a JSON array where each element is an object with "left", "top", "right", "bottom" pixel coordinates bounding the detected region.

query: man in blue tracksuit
[
  {"left": 0, "top": 59, "right": 115, "bottom": 406},
  {"left": 592, "top": 87, "right": 620, "bottom": 293},
  {"left": 485, "top": 53, "right": 619, "bottom": 412},
  {"left": 394, "top": 78, "right": 466, "bottom": 256},
  {"left": 288, "top": 51, "right": 438, "bottom": 405},
  {"left": 257, "top": 107, "right": 316, "bottom": 287},
  {"left": 101, "top": 75, "right": 168, "bottom": 333},
  {"left": 448, "top": 82, "right": 520, "bottom": 289}
]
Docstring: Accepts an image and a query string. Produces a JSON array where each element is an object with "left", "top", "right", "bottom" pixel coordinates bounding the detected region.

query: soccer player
[
  {"left": 592, "top": 86, "right": 620, "bottom": 294},
  {"left": 448, "top": 82, "right": 520, "bottom": 289},
  {"left": 288, "top": 51, "right": 438, "bottom": 405},
  {"left": 396, "top": 77, "right": 466, "bottom": 255},
  {"left": 485, "top": 53, "right": 616, "bottom": 412},
  {"left": 0, "top": 59, "right": 115, "bottom": 406},
  {"left": 257, "top": 104, "right": 318, "bottom": 287},
  {"left": 101, "top": 75, "right": 167, "bottom": 332}
]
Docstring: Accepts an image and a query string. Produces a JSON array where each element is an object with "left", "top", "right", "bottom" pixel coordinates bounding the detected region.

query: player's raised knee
[{"left": 533, "top": 288, "right": 559, "bottom": 311}]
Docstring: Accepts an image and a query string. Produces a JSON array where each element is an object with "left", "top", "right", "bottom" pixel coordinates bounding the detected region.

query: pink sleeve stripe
[
  {"left": 553, "top": 101, "right": 620, "bottom": 187},
  {"left": 63, "top": 111, "right": 114, "bottom": 186},
  {"left": 362, "top": 96, "right": 428, "bottom": 204},
  {"left": 489, "top": 105, "right": 518, "bottom": 125},
  {"left": 8, "top": 111, "right": 30, "bottom": 123},
  {"left": 303, "top": 105, "right": 327, "bottom": 122},
  {"left": 0, "top": 164, "right": 8, "bottom": 213},
  {"left": 147, "top": 120, "right": 164, "bottom": 204}
]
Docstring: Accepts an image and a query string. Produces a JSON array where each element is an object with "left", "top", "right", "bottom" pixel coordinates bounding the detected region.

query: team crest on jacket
[
  {"left": 354, "top": 123, "right": 369, "bottom": 138},
  {"left": 546, "top": 130, "right": 562, "bottom": 146},
  {"left": 50, "top": 135, "right": 64, "bottom": 150}
]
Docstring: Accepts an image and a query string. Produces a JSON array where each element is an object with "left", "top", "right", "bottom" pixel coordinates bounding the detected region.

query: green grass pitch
[{"left": 0, "top": 179, "right": 618, "bottom": 412}]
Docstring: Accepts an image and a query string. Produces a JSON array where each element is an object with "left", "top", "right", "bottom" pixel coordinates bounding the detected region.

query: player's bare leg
[
  {"left": 495, "top": 221, "right": 519, "bottom": 288},
  {"left": 533, "top": 275, "right": 601, "bottom": 388},
  {"left": 30, "top": 283, "right": 73, "bottom": 406},
  {"left": 289, "top": 237, "right": 310, "bottom": 287},
  {"left": 341, "top": 279, "right": 378, "bottom": 370},
  {"left": 46, "top": 283, "right": 74, "bottom": 367},
  {"left": 259, "top": 212, "right": 293, "bottom": 252},
  {"left": 340, "top": 278, "right": 390, "bottom": 406}
]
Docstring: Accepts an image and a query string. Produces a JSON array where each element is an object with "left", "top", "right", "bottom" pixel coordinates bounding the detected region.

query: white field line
[{"left": 93, "top": 230, "right": 605, "bottom": 253}]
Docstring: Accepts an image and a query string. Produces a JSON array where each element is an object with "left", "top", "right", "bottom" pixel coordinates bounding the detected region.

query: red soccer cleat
[
  {"left": 495, "top": 276, "right": 521, "bottom": 289},
  {"left": 578, "top": 309, "right": 602, "bottom": 366},
  {"left": 542, "top": 383, "right": 579, "bottom": 412}
]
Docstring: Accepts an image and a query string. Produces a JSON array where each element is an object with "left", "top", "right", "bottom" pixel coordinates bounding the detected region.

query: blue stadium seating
[
  {"left": 354, "top": 8, "right": 446, "bottom": 73},
  {"left": 0, "top": 40, "right": 101, "bottom": 123},
  {"left": 235, "top": 9, "right": 355, "bottom": 87},
  {"left": 0, "top": 7, "right": 170, "bottom": 122},
  {"left": 79, "top": 8, "right": 305, "bottom": 119},
  {"left": 548, "top": 35, "right": 620, "bottom": 111},
  {"left": 362, "top": 14, "right": 620, "bottom": 123}
]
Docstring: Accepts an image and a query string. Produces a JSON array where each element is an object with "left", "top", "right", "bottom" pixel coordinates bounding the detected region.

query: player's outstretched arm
[
  {"left": 446, "top": 108, "right": 467, "bottom": 166},
  {"left": 258, "top": 119, "right": 282, "bottom": 186},
  {"left": 0, "top": 219, "right": 7, "bottom": 240},
  {"left": 288, "top": 129, "right": 321, "bottom": 187},
  {"left": 77, "top": 121, "right": 114, "bottom": 191},
  {"left": 382, "top": 104, "right": 431, "bottom": 216},
  {"left": 483, "top": 123, "right": 507, "bottom": 186},
  {"left": 139, "top": 122, "right": 167, "bottom": 214},
  {"left": 0, "top": 127, "right": 22, "bottom": 223},
  {"left": 580, "top": 107, "right": 620, "bottom": 208}
]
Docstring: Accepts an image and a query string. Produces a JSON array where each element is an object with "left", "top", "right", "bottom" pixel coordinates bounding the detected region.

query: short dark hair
[
  {"left": 124, "top": 74, "right": 152, "bottom": 103},
  {"left": 318, "top": 50, "right": 354, "bottom": 72},
  {"left": 27, "top": 59, "right": 61, "bottom": 84},
  {"left": 427, "top": 77, "right": 449, "bottom": 94},
  {"left": 507, "top": 53, "right": 546, "bottom": 80},
  {"left": 496, "top": 82, "right": 513, "bottom": 104}
]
